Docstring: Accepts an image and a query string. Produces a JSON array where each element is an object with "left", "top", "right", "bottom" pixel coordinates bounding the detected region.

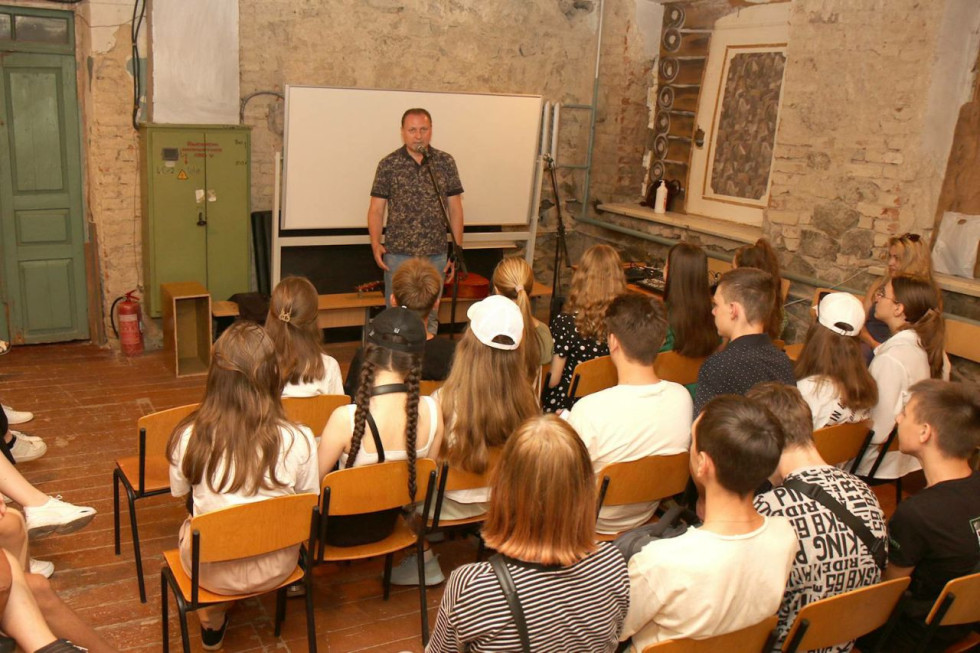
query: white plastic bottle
[{"left": 654, "top": 180, "right": 668, "bottom": 214}]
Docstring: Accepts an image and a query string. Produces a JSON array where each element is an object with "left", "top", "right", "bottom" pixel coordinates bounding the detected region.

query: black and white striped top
[{"left": 426, "top": 542, "right": 630, "bottom": 652}]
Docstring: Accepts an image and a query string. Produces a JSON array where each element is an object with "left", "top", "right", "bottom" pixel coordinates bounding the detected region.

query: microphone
[{"left": 415, "top": 144, "right": 429, "bottom": 161}]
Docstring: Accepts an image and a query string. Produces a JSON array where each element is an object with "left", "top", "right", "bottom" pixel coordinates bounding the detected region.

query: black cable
[
  {"left": 39, "top": 0, "right": 84, "bottom": 4},
  {"left": 130, "top": 0, "right": 146, "bottom": 130}
]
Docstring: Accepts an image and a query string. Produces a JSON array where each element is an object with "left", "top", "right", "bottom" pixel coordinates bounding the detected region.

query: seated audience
[
  {"left": 750, "top": 383, "right": 886, "bottom": 652},
  {"left": 319, "top": 307, "right": 443, "bottom": 546},
  {"left": 856, "top": 275, "right": 949, "bottom": 477},
  {"left": 661, "top": 242, "right": 718, "bottom": 359},
  {"left": 734, "top": 237, "right": 785, "bottom": 340},
  {"left": 568, "top": 293, "right": 692, "bottom": 534},
  {"left": 492, "top": 255, "right": 553, "bottom": 381},
  {"left": 794, "top": 292, "right": 878, "bottom": 429},
  {"left": 345, "top": 257, "right": 455, "bottom": 395},
  {"left": 426, "top": 415, "right": 629, "bottom": 652},
  {"left": 859, "top": 380, "right": 980, "bottom": 653},
  {"left": 620, "top": 395, "right": 796, "bottom": 650},
  {"left": 544, "top": 244, "right": 626, "bottom": 413},
  {"left": 264, "top": 276, "right": 343, "bottom": 397},
  {"left": 167, "top": 322, "right": 319, "bottom": 649},
  {"left": 693, "top": 267, "right": 795, "bottom": 414},
  {"left": 861, "top": 232, "right": 933, "bottom": 353}
]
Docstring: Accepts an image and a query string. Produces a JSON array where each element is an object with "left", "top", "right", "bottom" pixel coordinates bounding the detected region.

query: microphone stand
[
  {"left": 544, "top": 154, "right": 570, "bottom": 325},
  {"left": 421, "top": 149, "right": 467, "bottom": 339}
]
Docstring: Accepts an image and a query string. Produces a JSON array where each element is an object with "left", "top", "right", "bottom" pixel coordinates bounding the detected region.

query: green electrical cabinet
[{"left": 140, "top": 125, "right": 251, "bottom": 317}]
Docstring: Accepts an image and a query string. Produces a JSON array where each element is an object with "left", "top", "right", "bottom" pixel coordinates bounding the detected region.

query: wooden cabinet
[{"left": 140, "top": 125, "right": 250, "bottom": 317}]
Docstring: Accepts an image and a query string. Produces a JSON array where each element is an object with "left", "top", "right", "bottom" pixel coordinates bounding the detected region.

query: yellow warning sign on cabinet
[{"left": 177, "top": 170, "right": 188, "bottom": 180}]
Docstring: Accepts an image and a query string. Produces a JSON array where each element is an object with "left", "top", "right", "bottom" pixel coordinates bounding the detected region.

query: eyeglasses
[
  {"left": 899, "top": 232, "right": 921, "bottom": 243},
  {"left": 874, "top": 289, "right": 897, "bottom": 302}
]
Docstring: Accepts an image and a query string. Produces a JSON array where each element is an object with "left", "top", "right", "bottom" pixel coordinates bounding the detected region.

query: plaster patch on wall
[{"left": 82, "top": 0, "right": 144, "bottom": 54}]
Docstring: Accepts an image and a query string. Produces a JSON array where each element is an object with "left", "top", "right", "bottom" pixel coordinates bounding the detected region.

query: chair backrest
[
  {"left": 568, "top": 355, "right": 617, "bottom": 398},
  {"left": 596, "top": 452, "right": 690, "bottom": 509},
  {"left": 643, "top": 615, "right": 778, "bottom": 653},
  {"left": 282, "top": 394, "right": 350, "bottom": 435},
  {"left": 321, "top": 459, "right": 438, "bottom": 516},
  {"left": 780, "top": 278, "right": 791, "bottom": 303},
  {"left": 781, "top": 577, "right": 911, "bottom": 652},
  {"left": 138, "top": 403, "right": 199, "bottom": 457},
  {"left": 926, "top": 571, "right": 980, "bottom": 628},
  {"left": 812, "top": 419, "right": 873, "bottom": 467},
  {"left": 654, "top": 351, "right": 707, "bottom": 386},
  {"left": 945, "top": 316, "right": 980, "bottom": 364},
  {"left": 420, "top": 380, "right": 444, "bottom": 396},
  {"left": 440, "top": 448, "right": 502, "bottom": 493},
  {"left": 190, "top": 493, "right": 319, "bottom": 564}
]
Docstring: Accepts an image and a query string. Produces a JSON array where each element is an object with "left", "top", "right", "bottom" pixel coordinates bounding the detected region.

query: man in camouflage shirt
[{"left": 368, "top": 108, "right": 464, "bottom": 333}]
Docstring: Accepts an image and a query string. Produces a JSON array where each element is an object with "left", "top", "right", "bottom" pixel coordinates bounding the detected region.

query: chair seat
[
  {"left": 320, "top": 517, "right": 418, "bottom": 562},
  {"left": 116, "top": 455, "right": 172, "bottom": 494},
  {"left": 427, "top": 514, "right": 487, "bottom": 530},
  {"left": 784, "top": 343, "right": 804, "bottom": 361},
  {"left": 162, "top": 549, "right": 304, "bottom": 604}
]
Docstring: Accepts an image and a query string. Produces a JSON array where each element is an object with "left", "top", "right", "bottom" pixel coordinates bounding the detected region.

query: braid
[
  {"left": 346, "top": 359, "right": 376, "bottom": 468},
  {"left": 404, "top": 359, "right": 422, "bottom": 503}
]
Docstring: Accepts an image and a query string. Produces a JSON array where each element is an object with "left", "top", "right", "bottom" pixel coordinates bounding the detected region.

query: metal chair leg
[
  {"left": 418, "top": 538, "right": 429, "bottom": 646},
  {"left": 161, "top": 571, "right": 170, "bottom": 652},
  {"left": 383, "top": 553, "right": 393, "bottom": 600},
  {"left": 305, "top": 574, "right": 317, "bottom": 653},
  {"left": 274, "top": 587, "right": 287, "bottom": 636},
  {"left": 113, "top": 469, "right": 122, "bottom": 555},
  {"left": 127, "top": 487, "right": 146, "bottom": 603}
]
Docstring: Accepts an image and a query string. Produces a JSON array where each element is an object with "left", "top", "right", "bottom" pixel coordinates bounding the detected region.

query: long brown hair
[
  {"left": 493, "top": 255, "right": 542, "bottom": 380},
  {"left": 663, "top": 242, "right": 718, "bottom": 358},
  {"left": 734, "top": 238, "right": 783, "bottom": 339},
  {"left": 167, "top": 321, "right": 300, "bottom": 494},
  {"left": 794, "top": 322, "right": 878, "bottom": 412},
  {"left": 439, "top": 329, "right": 539, "bottom": 474},
  {"left": 482, "top": 415, "right": 597, "bottom": 566},
  {"left": 349, "top": 342, "right": 423, "bottom": 501},
  {"left": 565, "top": 244, "right": 625, "bottom": 342},
  {"left": 891, "top": 276, "right": 946, "bottom": 379},
  {"left": 264, "top": 276, "right": 325, "bottom": 386}
]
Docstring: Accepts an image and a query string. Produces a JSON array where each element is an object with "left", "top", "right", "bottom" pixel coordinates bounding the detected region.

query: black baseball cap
[{"left": 366, "top": 307, "right": 426, "bottom": 353}]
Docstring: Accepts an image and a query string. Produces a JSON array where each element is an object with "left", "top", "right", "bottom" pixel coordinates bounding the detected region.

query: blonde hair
[
  {"left": 264, "top": 276, "right": 324, "bottom": 386},
  {"left": 439, "top": 329, "right": 539, "bottom": 474},
  {"left": 888, "top": 234, "right": 933, "bottom": 278},
  {"left": 492, "top": 255, "right": 541, "bottom": 380},
  {"left": 167, "top": 322, "right": 299, "bottom": 494},
  {"left": 482, "top": 415, "right": 597, "bottom": 566},
  {"left": 565, "top": 244, "right": 626, "bottom": 342}
]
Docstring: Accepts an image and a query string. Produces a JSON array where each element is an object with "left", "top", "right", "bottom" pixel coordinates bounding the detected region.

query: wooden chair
[
  {"left": 113, "top": 402, "right": 199, "bottom": 603},
  {"left": 654, "top": 351, "right": 707, "bottom": 386},
  {"left": 428, "top": 448, "right": 502, "bottom": 560},
  {"left": 420, "top": 380, "right": 444, "bottom": 396},
  {"left": 642, "top": 615, "right": 779, "bottom": 652},
  {"left": 318, "top": 459, "right": 438, "bottom": 645},
  {"left": 282, "top": 394, "right": 350, "bottom": 434},
  {"left": 594, "top": 452, "right": 690, "bottom": 541},
  {"left": 912, "top": 571, "right": 980, "bottom": 653},
  {"left": 781, "top": 576, "right": 911, "bottom": 652},
  {"left": 812, "top": 419, "right": 873, "bottom": 467},
  {"left": 568, "top": 355, "right": 617, "bottom": 399},
  {"left": 945, "top": 316, "right": 980, "bottom": 364},
  {"left": 160, "top": 493, "right": 320, "bottom": 653}
]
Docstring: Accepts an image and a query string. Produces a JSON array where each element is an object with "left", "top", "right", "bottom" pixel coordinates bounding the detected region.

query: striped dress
[{"left": 426, "top": 542, "right": 629, "bottom": 652}]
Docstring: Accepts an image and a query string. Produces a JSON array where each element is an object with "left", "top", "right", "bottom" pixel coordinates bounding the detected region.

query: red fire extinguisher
[{"left": 110, "top": 290, "right": 144, "bottom": 356}]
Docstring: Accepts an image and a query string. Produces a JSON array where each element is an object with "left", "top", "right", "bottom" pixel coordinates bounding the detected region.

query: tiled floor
[{"left": 0, "top": 340, "right": 475, "bottom": 652}]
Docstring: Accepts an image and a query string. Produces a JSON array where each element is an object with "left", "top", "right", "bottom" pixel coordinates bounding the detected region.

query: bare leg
[
  {"left": 0, "top": 454, "right": 51, "bottom": 507},
  {"left": 0, "top": 551, "right": 59, "bottom": 651},
  {"left": 26, "top": 573, "right": 118, "bottom": 653},
  {"left": 0, "top": 507, "right": 29, "bottom": 569}
]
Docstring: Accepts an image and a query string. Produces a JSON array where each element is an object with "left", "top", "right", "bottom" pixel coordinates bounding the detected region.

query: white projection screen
[{"left": 281, "top": 86, "right": 543, "bottom": 230}]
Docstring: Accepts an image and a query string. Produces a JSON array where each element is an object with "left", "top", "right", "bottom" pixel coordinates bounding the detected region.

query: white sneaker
[
  {"left": 25, "top": 496, "right": 96, "bottom": 539},
  {"left": 2, "top": 404, "right": 33, "bottom": 425},
  {"left": 389, "top": 553, "right": 445, "bottom": 586},
  {"left": 29, "top": 558, "right": 54, "bottom": 578},
  {"left": 8, "top": 434, "right": 47, "bottom": 462},
  {"left": 10, "top": 429, "right": 43, "bottom": 442}
]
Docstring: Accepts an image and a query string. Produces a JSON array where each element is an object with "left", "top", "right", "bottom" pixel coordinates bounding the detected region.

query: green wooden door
[
  {"left": 0, "top": 51, "right": 88, "bottom": 343},
  {"left": 203, "top": 128, "right": 250, "bottom": 306}
]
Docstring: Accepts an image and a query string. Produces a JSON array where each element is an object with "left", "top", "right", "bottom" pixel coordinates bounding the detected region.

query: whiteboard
[{"left": 282, "top": 86, "right": 543, "bottom": 230}]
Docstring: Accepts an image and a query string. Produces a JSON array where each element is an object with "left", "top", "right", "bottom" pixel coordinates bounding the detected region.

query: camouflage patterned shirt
[{"left": 370, "top": 146, "right": 463, "bottom": 256}]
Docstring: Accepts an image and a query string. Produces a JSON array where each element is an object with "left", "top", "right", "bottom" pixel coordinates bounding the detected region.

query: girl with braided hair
[
  {"left": 264, "top": 276, "right": 343, "bottom": 397},
  {"left": 317, "top": 307, "right": 443, "bottom": 547}
]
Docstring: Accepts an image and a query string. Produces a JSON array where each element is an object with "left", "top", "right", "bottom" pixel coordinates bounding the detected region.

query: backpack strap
[
  {"left": 489, "top": 554, "right": 531, "bottom": 653},
  {"left": 365, "top": 412, "right": 385, "bottom": 463}
]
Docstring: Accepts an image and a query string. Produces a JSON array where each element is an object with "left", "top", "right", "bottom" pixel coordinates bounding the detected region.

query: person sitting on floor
[
  {"left": 620, "top": 395, "right": 797, "bottom": 651},
  {"left": 264, "top": 276, "right": 343, "bottom": 397},
  {"left": 693, "top": 267, "right": 795, "bottom": 414},
  {"left": 859, "top": 380, "right": 980, "bottom": 653},
  {"left": 750, "top": 382, "right": 886, "bottom": 652},
  {"left": 567, "top": 292, "right": 692, "bottom": 535},
  {"left": 426, "top": 414, "right": 630, "bottom": 652},
  {"left": 345, "top": 257, "right": 456, "bottom": 396}
]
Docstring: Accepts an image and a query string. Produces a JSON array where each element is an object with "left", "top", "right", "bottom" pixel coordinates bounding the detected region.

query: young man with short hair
[
  {"left": 693, "top": 267, "right": 795, "bottom": 414},
  {"left": 750, "top": 382, "right": 886, "bottom": 652},
  {"left": 620, "top": 395, "right": 797, "bottom": 650},
  {"left": 344, "top": 257, "right": 456, "bottom": 395},
  {"left": 567, "top": 293, "right": 693, "bottom": 534}
]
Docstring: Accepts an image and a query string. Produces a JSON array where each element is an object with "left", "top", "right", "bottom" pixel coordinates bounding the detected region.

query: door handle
[{"left": 196, "top": 212, "right": 207, "bottom": 226}]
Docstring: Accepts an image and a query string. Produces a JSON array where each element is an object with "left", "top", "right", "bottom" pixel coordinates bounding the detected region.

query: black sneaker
[{"left": 201, "top": 618, "right": 228, "bottom": 651}]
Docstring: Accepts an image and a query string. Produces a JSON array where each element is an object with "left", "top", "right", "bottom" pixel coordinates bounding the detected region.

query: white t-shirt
[
  {"left": 282, "top": 353, "right": 343, "bottom": 398},
  {"left": 621, "top": 516, "right": 797, "bottom": 651},
  {"left": 170, "top": 422, "right": 320, "bottom": 516},
  {"left": 568, "top": 381, "right": 693, "bottom": 534},
  {"left": 797, "top": 375, "right": 870, "bottom": 430}
]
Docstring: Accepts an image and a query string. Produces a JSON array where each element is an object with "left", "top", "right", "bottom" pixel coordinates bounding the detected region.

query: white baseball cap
[
  {"left": 817, "top": 292, "right": 866, "bottom": 337},
  {"left": 467, "top": 295, "right": 524, "bottom": 350}
]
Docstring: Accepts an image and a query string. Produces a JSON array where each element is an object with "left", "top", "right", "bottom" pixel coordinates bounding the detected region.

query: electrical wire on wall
[{"left": 130, "top": 0, "right": 146, "bottom": 130}]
